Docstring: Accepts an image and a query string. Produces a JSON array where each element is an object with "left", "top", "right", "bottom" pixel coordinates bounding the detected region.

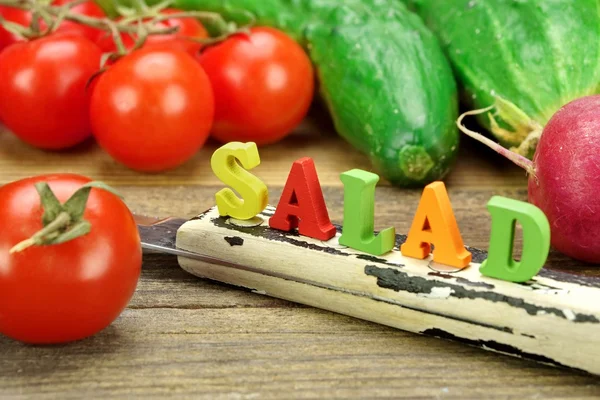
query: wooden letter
[
  {"left": 339, "top": 169, "right": 395, "bottom": 256},
  {"left": 269, "top": 157, "right": 336, "bottom": 240},
  {"left": 211, "top": 142, "right": 268, "bottom": 220},
  {"left": 400, "top": 181, "right": 471, "bottom": 268},
  {"left": 480, "top": 196, "right": 550, "bottom": 283}
]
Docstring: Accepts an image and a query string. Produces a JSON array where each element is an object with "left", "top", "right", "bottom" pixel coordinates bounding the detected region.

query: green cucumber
[
  {"left": 404, "top": 0, "right": 600, "bottom": 158},
  {"left": 121, "top": 0, "right": 460, "bottom": 187}
]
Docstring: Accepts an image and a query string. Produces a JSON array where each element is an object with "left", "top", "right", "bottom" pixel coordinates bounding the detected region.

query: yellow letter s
[{"left": 211, "top": 142, "right": 268, "bottom": 220}]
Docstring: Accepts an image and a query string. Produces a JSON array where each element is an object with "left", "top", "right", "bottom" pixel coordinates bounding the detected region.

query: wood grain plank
[{"left": 2, "top": 307, "right": 600, "bottom": 399}]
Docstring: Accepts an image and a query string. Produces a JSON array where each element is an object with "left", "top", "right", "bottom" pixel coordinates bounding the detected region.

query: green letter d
[{"left": 480, "top": 196, "right": 551, "bottom": 283}]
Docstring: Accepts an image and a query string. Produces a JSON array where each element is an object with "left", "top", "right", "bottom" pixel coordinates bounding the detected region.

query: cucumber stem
[{"left": 456, "top": 107, "right": 535, "bottom": 176}]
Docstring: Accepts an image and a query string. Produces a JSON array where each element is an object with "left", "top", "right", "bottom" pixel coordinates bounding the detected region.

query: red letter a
[{"left": 269, "top": 157, "right": 336, "bottom": 241}]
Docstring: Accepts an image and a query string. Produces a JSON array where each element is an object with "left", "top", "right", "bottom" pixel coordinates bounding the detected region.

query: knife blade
[{"left": 136, "top": 215, "right": 211, "bottom": 260}]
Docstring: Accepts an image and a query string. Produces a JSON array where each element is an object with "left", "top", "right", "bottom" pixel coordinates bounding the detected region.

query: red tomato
[
  {"left": 0, "top": 174, "right": 142, "bottom": 344},
  {"left": 90, "top": 48, "right": 214, "bottom": 172},
  {"left": 52, "top": 0, "right": 106, "bottom": 42},
  {"left": 0, "top": 6, "right": 32, "bottom": 51},
  {"left": 143, "top": 8, "right": 208, "bottom": 56},
  {"left": 197, "top": 27, "right": 315, "bottom": 146},
  {"left": 95, "top": 9, "right": 208, "bottom": 57},
  {"left": 0, "top": 34, "right": 102, "bottom": 150}
]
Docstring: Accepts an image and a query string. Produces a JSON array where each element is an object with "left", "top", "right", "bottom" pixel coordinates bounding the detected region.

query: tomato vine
[{"left": 0, "top": 0, "right": 254, "bottom": 63}]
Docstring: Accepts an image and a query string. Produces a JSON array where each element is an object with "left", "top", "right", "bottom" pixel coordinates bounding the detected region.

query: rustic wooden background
[{"left": 1, "top": 112, "right": 600, "bottom": 399}]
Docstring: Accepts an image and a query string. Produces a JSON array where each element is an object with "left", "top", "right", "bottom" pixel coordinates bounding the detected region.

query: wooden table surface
[{"left": 1, "top": 113, "right": 600, "bottom": 399}]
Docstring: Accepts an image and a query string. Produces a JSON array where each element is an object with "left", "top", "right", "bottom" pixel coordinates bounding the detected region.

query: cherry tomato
[
  {"left": 0, "top": 34, "right": 102, "bottom": 150},
  {"left": 95, "top": 9, "right": 208, "bottom": 57},
  {"left": 197, "top": 27, "right": 315, "bottom": 146},
  {"left": 52, "top": 0, "right": 106, "bottom": 42},
  {"left": 0, "top": 6, "right": 32, "bottom": 51},
  {"left": 0, "top": 174, "right": 142, "bottom": 344},
  {"left": 143, "top": 8, "right": 208, "bottom": 55},
  {"left": 90, "top": 48, "right": 214, "bottom": 172}
]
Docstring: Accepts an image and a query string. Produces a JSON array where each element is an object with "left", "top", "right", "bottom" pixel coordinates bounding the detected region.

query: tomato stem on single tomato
[
  {"left": 9, "top": 211, "right": 72, "bottom": 253},
  {"left": 9, "top": 181, "right": 122, "bottom": 254}
]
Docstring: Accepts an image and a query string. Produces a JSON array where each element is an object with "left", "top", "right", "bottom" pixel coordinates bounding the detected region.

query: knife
[{"left": 136, "top": 205, "right": 600, "bottom": 376}]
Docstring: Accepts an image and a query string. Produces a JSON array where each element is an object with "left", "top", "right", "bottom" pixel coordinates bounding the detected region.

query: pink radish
[{"left": 458, "top": 95, "right": 600, "bottom": 264}]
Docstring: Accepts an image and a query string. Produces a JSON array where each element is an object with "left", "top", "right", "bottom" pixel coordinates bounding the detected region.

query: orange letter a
[{"left": 400, "top": 181, "right": 471, "bottom": 268}]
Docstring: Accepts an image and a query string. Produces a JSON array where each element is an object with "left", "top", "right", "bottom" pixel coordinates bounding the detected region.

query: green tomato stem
[
  {"left": 9, "top": 180, "right": 123, "bottom": 254},
  {"left": 9, "top": 211, "right": 72, "bottom": 254}
]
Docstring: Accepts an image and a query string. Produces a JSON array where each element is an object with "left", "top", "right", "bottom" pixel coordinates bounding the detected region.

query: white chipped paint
[
  {"left": 229, "top": 216, "right": 264, "bottom": 228},
  {"left": 562, "top": 309, "right": 576, "bottom": 321},
  {"left": 428, "top": 260, "right": 468, "bottom": 274},
  {"left": 418, "top": 286, "right": 454, "bottom": 299},
  {"left": 320, "top": 234, "right": 348, "bottom": 249}
]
